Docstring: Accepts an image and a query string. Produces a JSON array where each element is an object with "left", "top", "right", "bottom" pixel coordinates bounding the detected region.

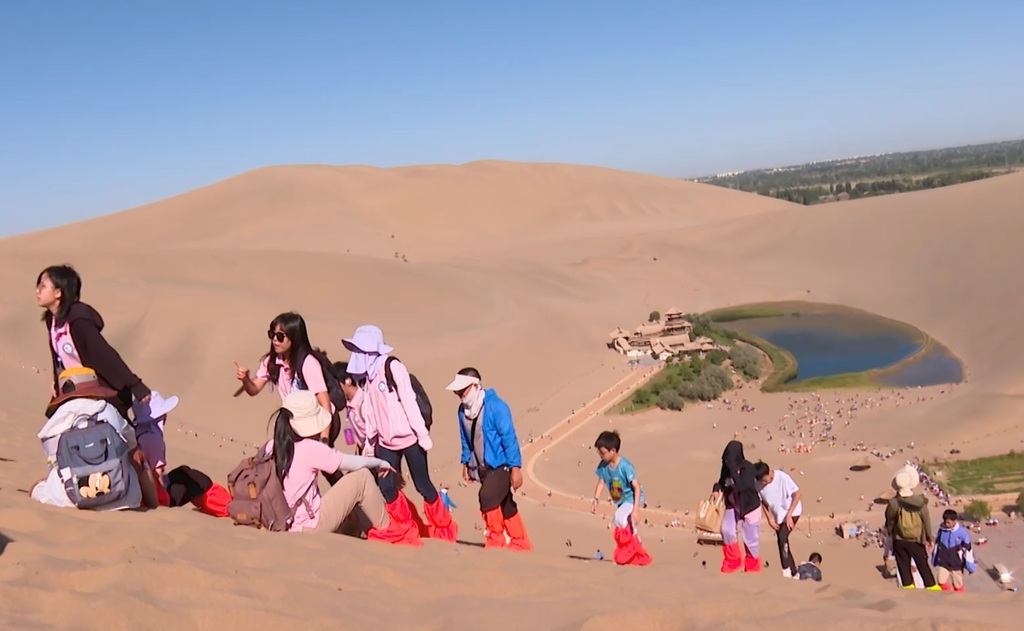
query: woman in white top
[{"left": 755, "top": 461, "right": 804, "bottom": 578}]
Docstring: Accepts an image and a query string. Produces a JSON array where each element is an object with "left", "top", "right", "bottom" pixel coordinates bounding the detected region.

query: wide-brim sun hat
[
  {"left": 342, "top": 324, "right": 394, "bottom": 355},
  {"left": 892, "top": 466, "right": 920, "bottom": 498},
  {"left": 45, "top": 367, "right": 119, "bottom": 417},
  {"left": 283, "top": 390, "right": 332, "bottom": 439}
]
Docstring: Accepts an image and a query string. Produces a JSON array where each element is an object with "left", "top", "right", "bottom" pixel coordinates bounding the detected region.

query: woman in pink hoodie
[{"left": 342, "top": 325, "right": 457, "bottom": 543}]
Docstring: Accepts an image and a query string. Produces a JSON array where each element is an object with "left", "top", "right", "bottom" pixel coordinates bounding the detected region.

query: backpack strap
[
  {"left": 384, "top": 356, "right": 399, "bottom": 394},
  {"left": 289, "top": 476, "right": 320, "bottom": 522}
]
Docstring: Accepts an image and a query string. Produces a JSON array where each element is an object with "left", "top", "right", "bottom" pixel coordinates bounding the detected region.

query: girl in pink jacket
[{"left": 342, "top": 325, "right": 457, "bottom": 543}]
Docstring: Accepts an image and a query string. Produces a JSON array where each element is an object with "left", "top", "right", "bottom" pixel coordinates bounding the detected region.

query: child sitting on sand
[
  {"left": 797, "top": 552, "right": 823, "bottom": 581},
  {"left": 590, "top": 430, "right": 652, "bottom": 566},
  {"left": 932, "top": 509, "right": 975, "bottom": 592}
]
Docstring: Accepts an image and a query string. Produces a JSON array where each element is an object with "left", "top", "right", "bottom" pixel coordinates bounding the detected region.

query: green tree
[
  {"left": 1016, "top": 491, "right": 1024, "bottom": 513},
  {"left": 648, "top": 310, "right": 661, "bottom": 323},
  {"left": 729, "top": 345, "right": 762, "bottom": 379},
  {"left": 657, "top": 390, "right": 684, "bottom": 411}
]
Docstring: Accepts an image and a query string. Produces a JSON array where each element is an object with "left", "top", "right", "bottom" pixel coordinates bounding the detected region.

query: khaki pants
[
  {"left": 936, "top": 566, "right": 964, "bottom": 590},
  {"left": 313, "top": 469, "right": 389, "bottom": 534}
]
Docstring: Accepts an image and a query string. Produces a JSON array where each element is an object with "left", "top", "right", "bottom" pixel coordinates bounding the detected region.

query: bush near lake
[
  {"left": 1017, "top": 491, "right": 1024, "bottom": 513},
  {"left": 707, "top": 349, "right": 728, "bottom": 365},
  {"left": 729, "top": 344, "right": 762, "bottom": 380},
  {"left": 964, "top": 500, "right": 991, "bottom": 521},
  {"left": 622, "top": 357, "right": 733, "bottom": 412},
  {"left": 657, "top": 390, "right": 684, "bottom": 411}
]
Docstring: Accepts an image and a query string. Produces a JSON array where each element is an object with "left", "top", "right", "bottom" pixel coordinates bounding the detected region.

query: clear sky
[{"left": 2, "top": 1, "right": 1023, "bottom": 236}]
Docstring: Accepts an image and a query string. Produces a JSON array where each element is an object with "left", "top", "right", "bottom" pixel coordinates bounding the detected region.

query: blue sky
[{"left": 2, "top": 1, "right": 1023, "bottom": 236}]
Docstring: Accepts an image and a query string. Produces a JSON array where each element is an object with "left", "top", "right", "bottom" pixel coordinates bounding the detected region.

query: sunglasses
[{"left": 267, "top": 330, "right": 288, "bottom": 343}]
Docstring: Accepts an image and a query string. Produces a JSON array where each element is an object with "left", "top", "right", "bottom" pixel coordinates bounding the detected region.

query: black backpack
[
  {"left": 295, "top": 349, "right": 348, "bottom": 413},
  {"left": 384, "top": 356, "right": 434, "bottom": 430}
]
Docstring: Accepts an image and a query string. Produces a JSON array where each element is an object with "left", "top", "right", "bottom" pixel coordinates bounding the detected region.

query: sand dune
[{"left": 1, "top": 162, "right": 1022, "bottom": 630}]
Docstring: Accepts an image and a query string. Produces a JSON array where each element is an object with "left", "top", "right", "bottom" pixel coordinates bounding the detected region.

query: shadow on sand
[{"left": 0, "top": 531, "right": 11, "bottom": 557}]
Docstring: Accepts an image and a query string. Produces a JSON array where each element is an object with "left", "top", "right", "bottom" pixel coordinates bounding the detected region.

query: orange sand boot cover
[
  {"left": 502, "top": 511, "right": 533, "bottom": 552},
  {"left": 367, "top": 492, "right": 423, "bottom": 546},
  {"left": 423, "top": 497, "right": 459, "bottom": 542},
  {"left": 409, "top": 498, "right": 431, "bottom": 538},
  {"left": 613, "top": 526, "right": 652, "bottom": 566},
  {"left": 743, "top": 545, "right": 762, "bottom": 573},
  {"left": 482, "top": 508, "right": 507, "bottom": 549},
  {"left": 721, "top": 541, "right": 743, "bottom": 573}
]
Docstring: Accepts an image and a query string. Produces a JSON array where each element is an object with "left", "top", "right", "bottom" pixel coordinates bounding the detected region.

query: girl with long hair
[
  {"left": 36, "top": 264, "right": 151, "bottom": 420},
  {"left": 234, "top": 312, "right": 340, "bottom": 445},
  {"left": 266, "top": 391, "right": 417, "bottom": 544}
]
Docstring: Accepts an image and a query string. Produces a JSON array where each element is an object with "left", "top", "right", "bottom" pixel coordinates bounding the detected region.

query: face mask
[{"left": 461, "top": 386, "right": 484, "bottom": 418}]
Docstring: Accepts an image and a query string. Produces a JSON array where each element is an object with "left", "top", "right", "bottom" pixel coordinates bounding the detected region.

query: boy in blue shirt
[{"left": 590, "top": 430, "right": 652, "bottom": 566}]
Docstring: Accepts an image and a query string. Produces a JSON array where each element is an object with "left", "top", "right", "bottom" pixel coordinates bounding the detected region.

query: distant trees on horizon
[{"left": 696, "top": 139, "right": 1024, "bottom": 206}]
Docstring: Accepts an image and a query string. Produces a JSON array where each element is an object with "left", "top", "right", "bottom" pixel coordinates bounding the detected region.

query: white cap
[{"left": 445, "top": 373, "right": 481, "bottom": 392}]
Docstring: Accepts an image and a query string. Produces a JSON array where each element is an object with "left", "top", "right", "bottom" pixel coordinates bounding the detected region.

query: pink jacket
[{"left": 362, "top": 359, "right": 432, "bottom": 452}]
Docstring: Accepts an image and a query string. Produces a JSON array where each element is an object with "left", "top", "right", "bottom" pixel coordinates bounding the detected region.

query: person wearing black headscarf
[{"left": 713, "top": 440, "right": 762, "bottom": 573}]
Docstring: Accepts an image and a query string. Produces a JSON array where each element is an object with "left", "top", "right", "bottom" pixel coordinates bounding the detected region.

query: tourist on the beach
[
  {"left": 265, "top": 391, "right": 419, "bottom": 543},
  {"left": 342, "top": 324, "right": 457, "bottom": 543},
  {"left": 755, "top": 460, "right": 803, "bottom": 578},
  {"left": 234, "top": 312, "right": 342, "bottom": 457},
  {"left": 590, "top": 430, "right": 652, "bottom": 566},
  {"left": 713, "top": 440, "right": 762, "bottom": 573},
  {"left": 797, "top": 552, "right": 823, "bottom": 581},
  {"left": 31, "top": 367, "right": 144, "bottom": 510},
  {"left": 885, "top": 466, "right": 940, "bottom": 590},
  {"left": 932, "top": 509, "right": 975, "bottom": 592},
  {"left": 445, "top": 368, "right": 532, "bottom": 551},
  {"left": 37, "top": 264, "right": 151, "bottom": 420}
]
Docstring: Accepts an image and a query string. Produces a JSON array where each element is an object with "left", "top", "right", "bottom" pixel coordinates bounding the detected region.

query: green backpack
[{"left": 896, "top": 506, "right": 924, "bottom": 540}]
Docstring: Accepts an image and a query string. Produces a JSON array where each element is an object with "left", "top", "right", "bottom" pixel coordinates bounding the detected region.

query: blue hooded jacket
[
  {"left": 458, "top": 389, "right": 522, "bottom": 469},
  {"left": 932, "top": 522, "right": 974, "bottom": 572}
]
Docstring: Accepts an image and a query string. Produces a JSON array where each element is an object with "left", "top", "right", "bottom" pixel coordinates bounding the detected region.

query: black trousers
[
  {"left": 376, "top": 444, "right": 438, "bottom": 505},
  {"left": 776, "top": 515, "right": 799, "bottom": 574},
  {"left": 479, "top": 467, "right": 519, "bottom": 519},
  {"left": 893, "top": 539, "right": 937, "bottom": 587}
]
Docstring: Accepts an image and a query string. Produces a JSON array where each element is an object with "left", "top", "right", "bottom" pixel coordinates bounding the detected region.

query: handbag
[{"left": 695, "top": 492, "right": 725, "bottom": 533}]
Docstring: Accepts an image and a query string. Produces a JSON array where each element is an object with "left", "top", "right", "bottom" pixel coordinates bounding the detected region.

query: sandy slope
[{"left": 1, "top": 162, "right": 1022, "bottom": 630}]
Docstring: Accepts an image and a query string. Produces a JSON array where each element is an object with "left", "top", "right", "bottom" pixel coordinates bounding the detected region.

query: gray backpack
[{"left": 55, "top": 414, "right": 132, "bottom": 509}]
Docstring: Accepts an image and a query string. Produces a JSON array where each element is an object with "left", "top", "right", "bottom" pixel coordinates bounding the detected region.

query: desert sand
[{"left": 1, "top": 162, "right": 1022, "bottom": 630}]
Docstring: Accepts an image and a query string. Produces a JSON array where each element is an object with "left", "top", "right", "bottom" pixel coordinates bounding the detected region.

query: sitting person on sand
[
  {"left": 266, "top": 391, "right": 419, "bottom": 544},
  {"left": 36, "top": 264, "right": 151, "bottom": 420},
  {"left": 32, "top": 367, "right": 145, "bottom": 511},
  {"left": 797, "top": 552, "right": 823, "bottom": 582}
]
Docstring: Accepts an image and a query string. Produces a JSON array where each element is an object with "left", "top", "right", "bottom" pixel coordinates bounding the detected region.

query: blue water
[
  {"left": 727, "top": 314, "right": 962, "bottom": 386},
  {"left": 881, "top": 344, "right": 964, "bottom": 387}
]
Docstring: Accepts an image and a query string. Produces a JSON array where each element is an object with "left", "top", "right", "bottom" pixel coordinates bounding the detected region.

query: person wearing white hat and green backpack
[{"left": 885, "top": 465, "right": 940, "bottom": 590}]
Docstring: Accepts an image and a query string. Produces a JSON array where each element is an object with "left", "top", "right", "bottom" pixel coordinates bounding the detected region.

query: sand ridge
[{"left": 1, "top": 162, "right": 1022, "bottom": 629}]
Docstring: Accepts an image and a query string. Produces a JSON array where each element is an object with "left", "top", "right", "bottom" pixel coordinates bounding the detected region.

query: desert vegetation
[{"left": 694, "top": 139, "right": 1023, "bottom": 205}]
